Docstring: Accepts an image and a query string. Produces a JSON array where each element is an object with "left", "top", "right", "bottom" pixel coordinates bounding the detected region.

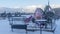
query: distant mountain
[
  {"left": 53, "top": 8, "right": 60, "bottom": 16},
  {"left": 0, "top": 7, "right": 35, "bottom": 13},
  {"left": 0, "top": 7, "right": 22, "bottom": 13}
]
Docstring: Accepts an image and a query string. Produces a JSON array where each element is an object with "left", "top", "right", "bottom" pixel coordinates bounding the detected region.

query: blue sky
[{"left": 0, "top": 0, "right": 60, "bottom": 8}]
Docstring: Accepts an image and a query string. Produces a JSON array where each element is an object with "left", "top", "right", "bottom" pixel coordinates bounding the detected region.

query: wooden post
[{"left": 40, "top": 25, "right": 42, "bottom": 34}]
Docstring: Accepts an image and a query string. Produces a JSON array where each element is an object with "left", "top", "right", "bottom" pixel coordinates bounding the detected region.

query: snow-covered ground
[{"left": 0, "top": 18, "right": 60, "bottom": 34}]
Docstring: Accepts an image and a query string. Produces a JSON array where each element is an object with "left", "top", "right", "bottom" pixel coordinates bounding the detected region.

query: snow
[{"left": 0, "top": 18, "right": 60, "bottom": 34}]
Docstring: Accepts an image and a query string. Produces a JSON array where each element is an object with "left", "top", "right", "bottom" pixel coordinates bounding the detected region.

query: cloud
[
  {"left": 22, "top": 5, "right": 45, "bottom": 13},
  {"left": 51, "top": 4, "right": 60, "bottom": 8},
  {"left": 22, "top": 4, "right": 60, "bottom": 13},
  {"left": 24, "top": 5, "right": 45, "bottom": 10}
]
